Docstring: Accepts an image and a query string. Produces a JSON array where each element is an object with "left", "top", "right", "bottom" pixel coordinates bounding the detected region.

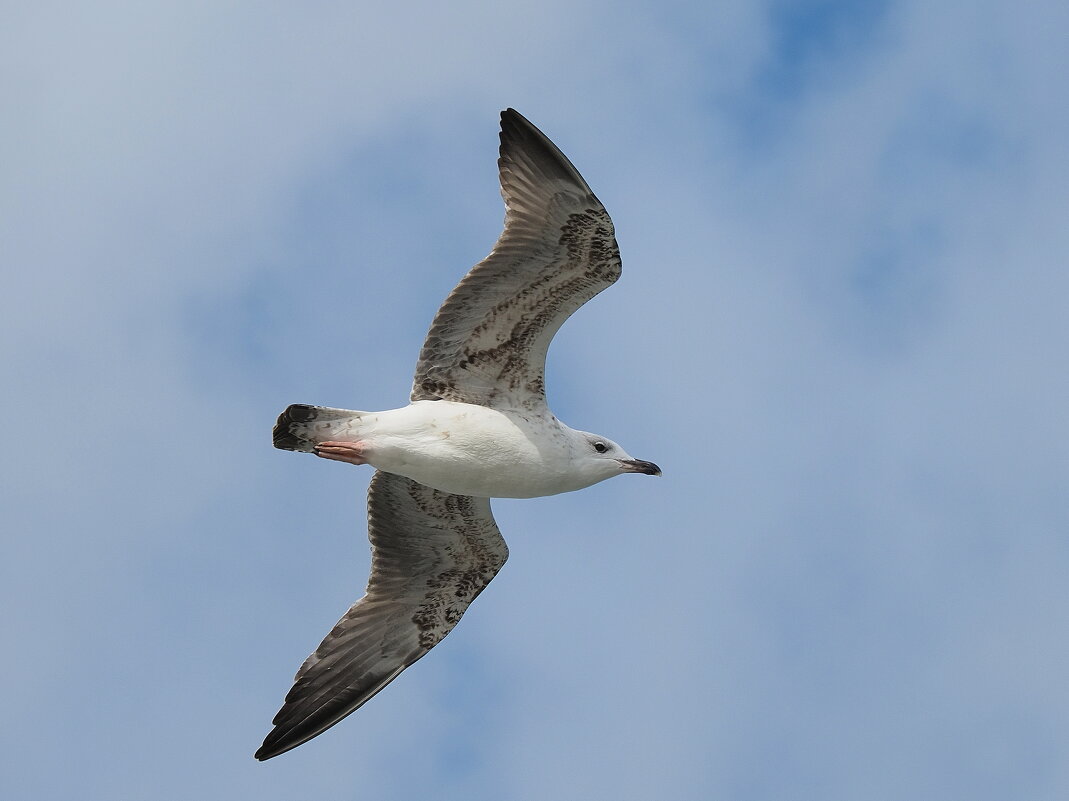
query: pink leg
[{"left": 314, "top": 441, "right": 370, "bottom": 465}]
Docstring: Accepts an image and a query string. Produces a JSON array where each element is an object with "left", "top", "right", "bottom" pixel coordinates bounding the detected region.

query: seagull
[{"left": 257, "top": 109, "right": 660, "bottom": 761}]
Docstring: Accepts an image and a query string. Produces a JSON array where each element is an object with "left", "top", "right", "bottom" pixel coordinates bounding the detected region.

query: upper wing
[
  {"left": 411, "top": 108, "right": 622, "bottom": 410},
  {"left": 255, "top": 471, "right": 508, "bottom": 760}
]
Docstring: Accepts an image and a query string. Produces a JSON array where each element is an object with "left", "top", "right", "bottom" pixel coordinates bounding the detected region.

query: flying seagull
[{"left": 257, "top": 109, "right": 660, "bottom": 760}]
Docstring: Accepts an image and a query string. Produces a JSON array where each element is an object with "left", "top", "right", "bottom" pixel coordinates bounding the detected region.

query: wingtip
[
  {"left": 496, "top": 108, "right": 594, "bottom": 197},
  {"left": 254, "top": 729, "right": 300, "bottom": 762},
  {"left": 254, "top": 729, "right": 283, "bottom": 761},
  {"left": 498, "top": 107, "right": 533, "bottom": 141},
  {"left": 253, "top": 747, "right": 271, "bottom": 762}
]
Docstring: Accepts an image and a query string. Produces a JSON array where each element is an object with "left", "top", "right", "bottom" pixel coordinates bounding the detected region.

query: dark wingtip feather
[
  {"left": 254, "top": 665, "right": 408, "bottom": 761},
  {"left": 254, "top": 743, "right": 275, "bottom": 761},
  {"left": 255, "top": 733, "right": 299, "bottom": 761},
  {"left": 255, "top": 710, "right": 339, "bottom": 761},
  {"left": 498, "top": 108, "right": 594, "bottom": 196}
]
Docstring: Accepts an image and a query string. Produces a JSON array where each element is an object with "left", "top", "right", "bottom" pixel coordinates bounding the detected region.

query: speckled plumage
[
  {"left": 256, "top": 473, "right": 506, "bottom": 760},
  {"left": 412, "top": 111, "right": 621, "bottom": 410},
  {"left": 258, "top": 109, "right": 656, "bottom": 761}
]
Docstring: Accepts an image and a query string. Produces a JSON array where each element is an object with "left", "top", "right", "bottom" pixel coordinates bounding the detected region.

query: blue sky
[{"left": 3, "top": 1, "right": 1068, "bottom": 798}]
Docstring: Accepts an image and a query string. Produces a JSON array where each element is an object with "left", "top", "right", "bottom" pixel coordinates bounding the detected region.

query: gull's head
[{"left": 574, "top": 432, "right": 661, "bottom": 485}]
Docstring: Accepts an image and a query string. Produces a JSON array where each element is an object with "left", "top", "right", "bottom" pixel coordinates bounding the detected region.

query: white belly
[{"left": 356, "top": 401, "right": 586, "bottom": 498}]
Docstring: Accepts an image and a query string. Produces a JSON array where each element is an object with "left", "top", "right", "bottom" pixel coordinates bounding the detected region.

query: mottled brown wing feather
[
  {"left": 255, "top": 472, "right": 508, "bottom": 760},
  {"left": 411, "top": 108, "right": 622, "bottom": 409}
]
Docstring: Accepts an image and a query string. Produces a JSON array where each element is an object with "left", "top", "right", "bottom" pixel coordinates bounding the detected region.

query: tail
[{"left": 273, "top": 404, "right": 365, "bottom": 452}]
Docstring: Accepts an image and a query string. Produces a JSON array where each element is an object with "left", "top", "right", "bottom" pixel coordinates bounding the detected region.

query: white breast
[{"left": 359, "top": 401, "right": 585, "bottom": 498}]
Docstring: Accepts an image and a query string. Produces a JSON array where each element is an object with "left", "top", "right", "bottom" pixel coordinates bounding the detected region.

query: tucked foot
[{"left": 314, "top": 441, "right": 370, "bottom": 465}]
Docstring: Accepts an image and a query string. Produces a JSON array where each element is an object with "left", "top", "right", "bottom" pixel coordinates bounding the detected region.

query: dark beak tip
[{"left": 623, "top": 459, "right": 662, "bottom": 476}]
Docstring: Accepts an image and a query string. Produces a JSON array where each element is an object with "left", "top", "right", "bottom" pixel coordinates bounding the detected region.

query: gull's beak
[{"left": 619, "top": 459, "right": 662, "bottom": 476}]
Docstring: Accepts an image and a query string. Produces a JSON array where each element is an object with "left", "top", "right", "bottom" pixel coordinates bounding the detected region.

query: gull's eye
[{"left": 593, "top": 441, "right": 608, "bottom": 454}]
